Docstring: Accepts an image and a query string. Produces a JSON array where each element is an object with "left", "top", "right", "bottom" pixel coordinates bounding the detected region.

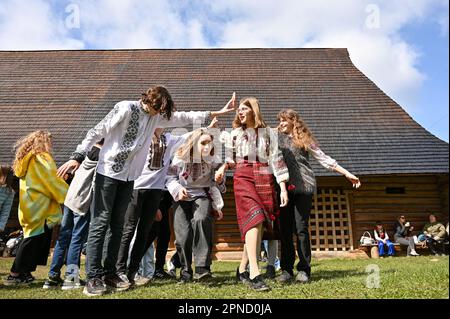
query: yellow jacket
[{"left": 14, "top": 152, "right": 68, "bottom": 238}]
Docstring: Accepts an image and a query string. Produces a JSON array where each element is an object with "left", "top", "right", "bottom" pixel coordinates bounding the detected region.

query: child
[
  {"left": 43, "top": 139, "right": 103, "bottom": 290},
  {"left": 374, "top": 221, "right": 394, "bottom": 257},
  {"left": 4, "top": 131, "right": 68, "bottom": 286},
  {"left": 57, "top": 87, "right": 236, "bottom": 296},
  {"left": 116, "top": 127, "right": 193, "bottom": 285},
  {"left": 167, "top": 128, "right": 225, "bottom": 283},
  {"left": 0, "top": 165, "right": 15, "bottom": 234}
]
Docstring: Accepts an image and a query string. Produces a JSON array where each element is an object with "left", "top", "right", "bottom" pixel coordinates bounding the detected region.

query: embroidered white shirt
[
  {"left": 72, "top": 100, "right": 209, "bottom": 181},
  {"left": 133, "top": 132, "right": 190, "bottom": 190}
]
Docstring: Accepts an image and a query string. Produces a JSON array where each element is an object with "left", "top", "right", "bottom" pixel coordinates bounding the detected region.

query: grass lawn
[{"left": 0, "top": 256, "right": 448, "bottom": 299}]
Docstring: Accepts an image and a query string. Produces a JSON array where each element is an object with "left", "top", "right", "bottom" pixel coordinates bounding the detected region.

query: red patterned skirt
[{"left": 234, "top": 162, "right": 280, "bottom": 241}]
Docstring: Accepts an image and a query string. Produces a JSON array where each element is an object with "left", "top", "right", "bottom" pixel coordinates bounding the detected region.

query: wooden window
[{"left": 385, "top": 187, "right": 405, "bottom": 194}]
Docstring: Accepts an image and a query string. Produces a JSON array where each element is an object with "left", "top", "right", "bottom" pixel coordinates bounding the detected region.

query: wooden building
[{"left": 0, "top": 49, "right": 448, "bottom": 259}]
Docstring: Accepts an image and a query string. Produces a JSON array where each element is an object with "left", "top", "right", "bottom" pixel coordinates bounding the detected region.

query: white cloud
[
  {"left": 0, "top": 0, "right": 447, "bottom": 116},
  {"left": 0, "top": 0, "right": 84, "bottom": 50},
  {"left": 209, "top": 0, "right": 444, "bottom": 112}
]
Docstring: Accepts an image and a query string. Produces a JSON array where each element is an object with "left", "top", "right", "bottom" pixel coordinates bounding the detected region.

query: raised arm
[
  {"left": 158, "top": 93, "right": 236, "bottom": 129},
  {"left": 309, "top": 144, "right": 361, "bottom": 188}
]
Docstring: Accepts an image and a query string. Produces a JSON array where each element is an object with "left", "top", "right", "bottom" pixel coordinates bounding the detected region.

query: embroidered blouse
[
  {"left": 166, "top": 156, "right": 226, "bottom": 211},
  {"left": 222, "top": 127, "right": 289, "bottom": 185}
]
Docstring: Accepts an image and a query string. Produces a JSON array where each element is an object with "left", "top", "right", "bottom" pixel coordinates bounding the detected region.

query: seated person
[
  {"left": 393, "top": 215, "right": 419, "bottom": 256},
  {"left": 423, "top": 214, "right": 446, "bottom": 256},
  {"left": 374, "top": 221, "right": 394, "bottom": 257}
]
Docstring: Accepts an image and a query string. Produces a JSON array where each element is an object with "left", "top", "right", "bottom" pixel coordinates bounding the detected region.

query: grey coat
[{"left": 64, "top": 157, "right": 98, "bottom": 215}]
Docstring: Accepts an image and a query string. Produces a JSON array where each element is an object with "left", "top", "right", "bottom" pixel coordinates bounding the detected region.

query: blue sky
[{"left": 0, "top": 0, "right": 448, "bottom": 142}]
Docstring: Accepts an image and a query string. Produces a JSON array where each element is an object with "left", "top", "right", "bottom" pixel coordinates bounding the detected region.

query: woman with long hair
[
  {"left": 215, "top": 97, "right": 289, "bottom": 292},
  {"left": 275, "top": 108, "right": 361, "bottom": 284},
  {"left": 393, "top": 215, "right": 419, "bottom": 256},
  {"left": 167, "top": 127, "right": 225, "bottom": 283},
  {"left": 3, "top": 131, "right": 68, "bottom": 286}
]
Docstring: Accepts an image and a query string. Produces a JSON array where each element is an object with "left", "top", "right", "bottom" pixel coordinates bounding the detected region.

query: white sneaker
[
  {"left": 132, "top": 273, "right": 151, "bottom": 287},
  {"left": 409, "top": 250, "right": 420, "bottom": 256},
  {"left": 166, "top": 259, "right": 175, "bottom": 272},
  {"left": 413, "top": 235, "right": 419, "bottom": 244}
]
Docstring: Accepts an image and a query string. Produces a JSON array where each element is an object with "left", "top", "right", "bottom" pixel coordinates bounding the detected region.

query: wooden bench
[
  {"left": 359, "top": 243, "right": 401, "bottom": 258},
  {"left": 359, "top": 241, "right": 449, "bottom": 258}
]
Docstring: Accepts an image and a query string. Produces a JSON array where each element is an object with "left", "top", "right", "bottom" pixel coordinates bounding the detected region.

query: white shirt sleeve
[
  {"left": 309, "top": 144, "right": 338, "bottom": 171},
  {"left": 156, "top": 111, "right": 210, "bottom": 128},
  {"left": 73, "top": 102, "right": 129, "bottom": 158},
  {"left": 209, "top": 184, "right": 224, "bottom": 211},
  {"left": 373, "top": 230, "right": 382, "bottom": 242},
  {"left": 268, "top": 128, "right": 289, "bottom": 184}
]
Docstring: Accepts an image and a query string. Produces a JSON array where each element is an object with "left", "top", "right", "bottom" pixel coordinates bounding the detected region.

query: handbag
[{"left": 360, "top": 231, "right": 375, "bottom": 245}]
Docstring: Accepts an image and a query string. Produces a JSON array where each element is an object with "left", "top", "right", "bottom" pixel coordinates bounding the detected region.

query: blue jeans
[
  {"left": 138, "top": 243, "right": 155, "bottom": 278},
  {"left": 48, "top": 206, "right": 90, "bottom": 278},
  {"left": 378, "top": 240, "right": 395, "bottom": 256}
]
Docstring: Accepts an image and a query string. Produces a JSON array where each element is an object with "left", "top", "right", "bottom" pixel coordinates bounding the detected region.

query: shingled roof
[{"left": 0, "top": 48, "right": 448, "bottom": 176}]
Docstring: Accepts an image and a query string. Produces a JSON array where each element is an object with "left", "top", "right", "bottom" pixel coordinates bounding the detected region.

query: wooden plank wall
[
  {"left": 5, "top": 173, "right": 449, "bottom": 257},
  {"left": 329, "top": 174, "right": 449, "bottom": 247}
]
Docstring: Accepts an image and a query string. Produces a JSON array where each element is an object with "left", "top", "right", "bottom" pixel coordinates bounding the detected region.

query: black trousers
[
  {"left": 116, "top": 189, "right": 162, "bottom": 276},
  {"left": 426, "top": 238, "right": 445, "bottom": 254},
  {"left": 86, "top": 173, "right": 134, "bottom": 279},
  {"left": 11, "top": 225, "right": 52, "bottom": 274},
  {"left": 279, "top": 192, "right": 313, "bottom": 277},
  {"left": 144, "top": 190, "right": 173, "bottom": 272}
]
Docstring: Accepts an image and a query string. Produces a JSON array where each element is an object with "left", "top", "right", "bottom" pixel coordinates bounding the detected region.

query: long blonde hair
[
  {"left": 175, "top": 128, "right": 214, "bottom": 162},
  {"left": 232, "top": 97, "right": 267, "bottom": 129},
  {"left": 277, "top": 109, "right": 317, "bottom": 150},
  {"left": 12, "top": 130, "right": 53, "bottom": 174}
]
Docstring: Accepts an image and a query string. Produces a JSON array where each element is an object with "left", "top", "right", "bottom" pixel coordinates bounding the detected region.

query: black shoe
[
  {"left": 178, "top": 273, "right": 192, "bottom": 285},
  {"left": 4, "top": 274, "right": 30, "bottom": 286},
  {"left": 264, "top": 265, "right": 276, "bottom": 279},
  {"left": 236, "top": 267, "right": 250, "bottom": 284},
  {"left": 83, "top": 278, "right": 107, "bottom": 297},
  {"left": 249, "top": 275, "right": 271, "bottom": 292},
  {"left": 153, "top": 270, "right": 174, "bottom": 280},
  {"left": 104, "top": 273, "right": 131, "bottom": 291},
  {"left": 24, "top": 272, "right": 35, "bottom": 284},
  {"left": 193, "top": 271, "right": 213, "bottom": 281},
  {"left": 42, "top": 275, "right": 63, "bottom": 289},
  {"left": 277, "top": 270, "right": 294, "bottom": 284}
]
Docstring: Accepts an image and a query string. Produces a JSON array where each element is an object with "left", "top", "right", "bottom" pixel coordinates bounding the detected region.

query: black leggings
[
  {"left": 279, "top": 192, "right": 313, "bottom": 276},
  {"left": 144, "top": 190, "right": 174, "bottom": 272}
]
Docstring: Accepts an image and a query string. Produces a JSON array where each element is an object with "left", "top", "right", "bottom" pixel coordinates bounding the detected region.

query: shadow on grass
[
  {"left": 0, "top": 281, "right": 43, "bottom": 290},
  {"left": 312, "top": 268, "right": 396, "bottom": 281}
]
